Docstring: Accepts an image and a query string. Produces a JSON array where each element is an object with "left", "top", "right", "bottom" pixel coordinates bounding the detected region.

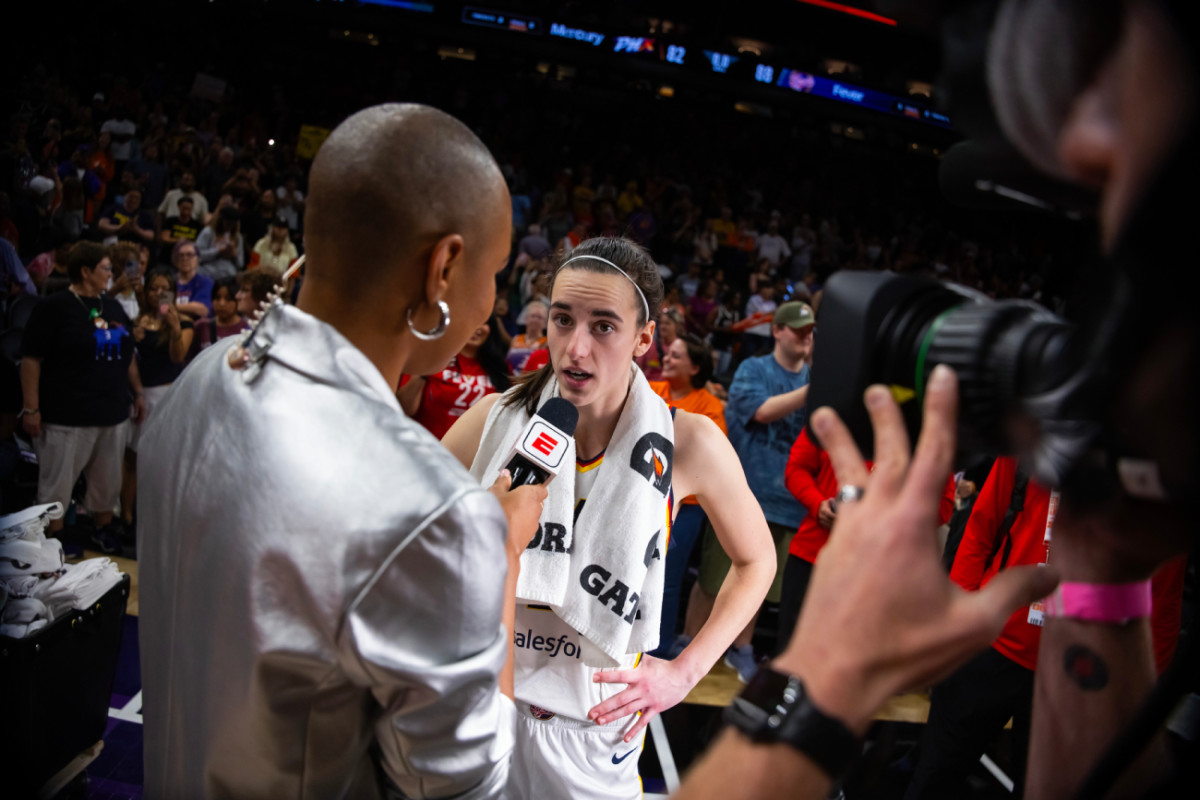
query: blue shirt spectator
[
  {"left": 177, "top": 272, "right": 214, "bottom": 315},
  {"left": 724, "top": 303, "right": 816, "bottom": 529}
]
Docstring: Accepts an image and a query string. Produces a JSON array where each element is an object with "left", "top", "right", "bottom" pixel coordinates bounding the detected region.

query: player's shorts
[
  {"left": 698, "top": 518, "right": 794, "bottom": 602},
  {"left": 510, "top": 702, "right": 646, "bottom": 800}
]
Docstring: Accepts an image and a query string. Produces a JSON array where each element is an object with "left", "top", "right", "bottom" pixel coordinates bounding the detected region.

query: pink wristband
[{"left": 1043, "top": 581, "right": 1153, "bottom": 624}]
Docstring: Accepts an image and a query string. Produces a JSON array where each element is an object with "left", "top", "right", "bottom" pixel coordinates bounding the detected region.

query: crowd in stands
[{"left": 0, "top": 25, "right": 1084, "bottom": 603}]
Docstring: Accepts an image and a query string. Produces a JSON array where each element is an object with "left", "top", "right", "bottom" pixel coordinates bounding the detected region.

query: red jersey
[
  {"left": 950, "top": 457, "right": 1186, "bottom": 673},
  {"left": 784, "top": 427, "right": 955, "bottom": 564},
  {"left": 409, "top": 355, "right": 499, "bottom": 440}
]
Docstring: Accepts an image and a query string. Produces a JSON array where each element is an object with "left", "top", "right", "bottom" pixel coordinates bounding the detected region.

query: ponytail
[{"left": 503, "top": 362, "right": 555, "bottom": 416}]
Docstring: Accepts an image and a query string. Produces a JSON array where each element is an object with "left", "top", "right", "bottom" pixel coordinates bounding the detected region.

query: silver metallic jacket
[{"left": 138, "top": 305, "right": 514, "bottom": 799}]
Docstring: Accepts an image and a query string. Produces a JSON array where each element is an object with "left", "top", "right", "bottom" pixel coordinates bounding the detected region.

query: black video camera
[{"left": 807, "top": 271, "right": 1093, "bottom": 489}]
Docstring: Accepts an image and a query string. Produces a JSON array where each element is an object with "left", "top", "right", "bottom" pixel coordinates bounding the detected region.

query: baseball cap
[{"left": 774, "top": 301, "right": 815, "bottom": 329}]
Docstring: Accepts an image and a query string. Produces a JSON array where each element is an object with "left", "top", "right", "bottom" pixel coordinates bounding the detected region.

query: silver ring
[{"left": 835, "top": 485, "right": 865, "bottom": 505}]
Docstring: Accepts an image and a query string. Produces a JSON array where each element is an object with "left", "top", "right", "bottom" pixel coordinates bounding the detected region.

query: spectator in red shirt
[
  {"left": 905, "top": 458, "right": 1186, "bottom": 799},
  {"left": 780, "top": 426, "right": 956, "bottom": 654},
  {"left": 398, "top": 321, "right": 511, "bottom": 439}
]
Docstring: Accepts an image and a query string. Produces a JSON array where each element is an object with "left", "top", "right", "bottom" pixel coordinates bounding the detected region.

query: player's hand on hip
[{"left": 589, "top": 655, "right": 694, "bottom": 743}]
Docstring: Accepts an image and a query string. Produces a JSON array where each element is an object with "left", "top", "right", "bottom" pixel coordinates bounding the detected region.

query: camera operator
[{"left": 674, "top": 2, "right": 1196, "bottom": 798}]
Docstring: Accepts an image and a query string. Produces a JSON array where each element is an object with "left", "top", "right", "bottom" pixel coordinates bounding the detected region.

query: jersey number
[{"left": 454, "top": 381, "right": 488, "bottom": 409}]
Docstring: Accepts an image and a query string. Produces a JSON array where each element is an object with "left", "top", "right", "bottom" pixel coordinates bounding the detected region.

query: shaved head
[{"left": 305, "top": 103, "right": 507, "bottom": 290}]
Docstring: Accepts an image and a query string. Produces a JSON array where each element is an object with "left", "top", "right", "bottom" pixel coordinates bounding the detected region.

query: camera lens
[
  {"left": 878, "top": 286, "right": 1072, "bottom": 455},
  {"left": 808, "top": 271, "right": 1076, "bottom": 470}
]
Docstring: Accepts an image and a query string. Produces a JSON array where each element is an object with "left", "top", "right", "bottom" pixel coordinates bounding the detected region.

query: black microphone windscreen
[{"left": 536, "top": 397, "right": 579, "bottom": 436}]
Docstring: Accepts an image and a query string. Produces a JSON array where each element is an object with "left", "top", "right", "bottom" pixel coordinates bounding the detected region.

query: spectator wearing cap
[
  {"left": 196, "top": 205, "right": 244, "bottom": 280},
  {"left": 681, "top": 301, "right": 815, "bottom": 682},
  {"left": 250, "top": 216, "right": 298, "bottom": 273}
]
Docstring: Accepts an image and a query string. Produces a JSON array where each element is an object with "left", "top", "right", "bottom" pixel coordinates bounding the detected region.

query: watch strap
[{"left": 724, "top": 667, "right": 860, "bottom": 778}]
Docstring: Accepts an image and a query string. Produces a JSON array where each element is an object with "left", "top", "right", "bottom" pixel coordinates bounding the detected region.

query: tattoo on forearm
[{"left": 1063, "top": 644, "right": 1109, "bottom": 691}]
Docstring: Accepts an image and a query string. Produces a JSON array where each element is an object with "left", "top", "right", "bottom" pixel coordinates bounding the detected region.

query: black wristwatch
[{"left": 723, "top": 666, "right": 861, "bottom": 778}]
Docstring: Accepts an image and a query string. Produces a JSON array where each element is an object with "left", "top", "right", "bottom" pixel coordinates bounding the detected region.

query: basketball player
[{"left": 444, "top": 236, "right": 777, "bottom": 799}]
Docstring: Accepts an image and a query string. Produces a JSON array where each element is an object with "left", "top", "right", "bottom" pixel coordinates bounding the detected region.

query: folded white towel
[
  {"left": 37, "top": 557, "right": 123, "bottom": 616},
  {"left": 0, "top": 503, "right": 63, "bottom": 543},
  {"left": 471, "top": 366, "right": 673, "bottom": 666}
]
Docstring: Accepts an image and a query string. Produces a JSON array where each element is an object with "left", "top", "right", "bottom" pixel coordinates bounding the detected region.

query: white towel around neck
[{"left": 471, "top": 365, "right": 675, "bottom": 667}]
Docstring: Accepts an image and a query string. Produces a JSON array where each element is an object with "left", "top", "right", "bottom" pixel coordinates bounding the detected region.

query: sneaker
[
  {"left": 90, "top": 525, "right": 122, "bottom": 555},
  {"left": 723, "top": 644, "right": 758, "bottom": 683}
]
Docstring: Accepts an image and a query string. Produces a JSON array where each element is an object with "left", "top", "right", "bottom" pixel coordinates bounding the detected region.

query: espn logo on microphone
[{"left": 520, "top": 421, "right": 569, "bottom": 470}]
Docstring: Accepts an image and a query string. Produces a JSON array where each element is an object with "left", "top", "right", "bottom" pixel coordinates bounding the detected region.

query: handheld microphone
[{"left": 503, "top": 397, "right": 579, "bottom": 489}]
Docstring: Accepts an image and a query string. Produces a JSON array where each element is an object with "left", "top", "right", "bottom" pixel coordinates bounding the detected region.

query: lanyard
[{"left": 1026, "top": 490, "right": 1060, "bottom": 627}]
